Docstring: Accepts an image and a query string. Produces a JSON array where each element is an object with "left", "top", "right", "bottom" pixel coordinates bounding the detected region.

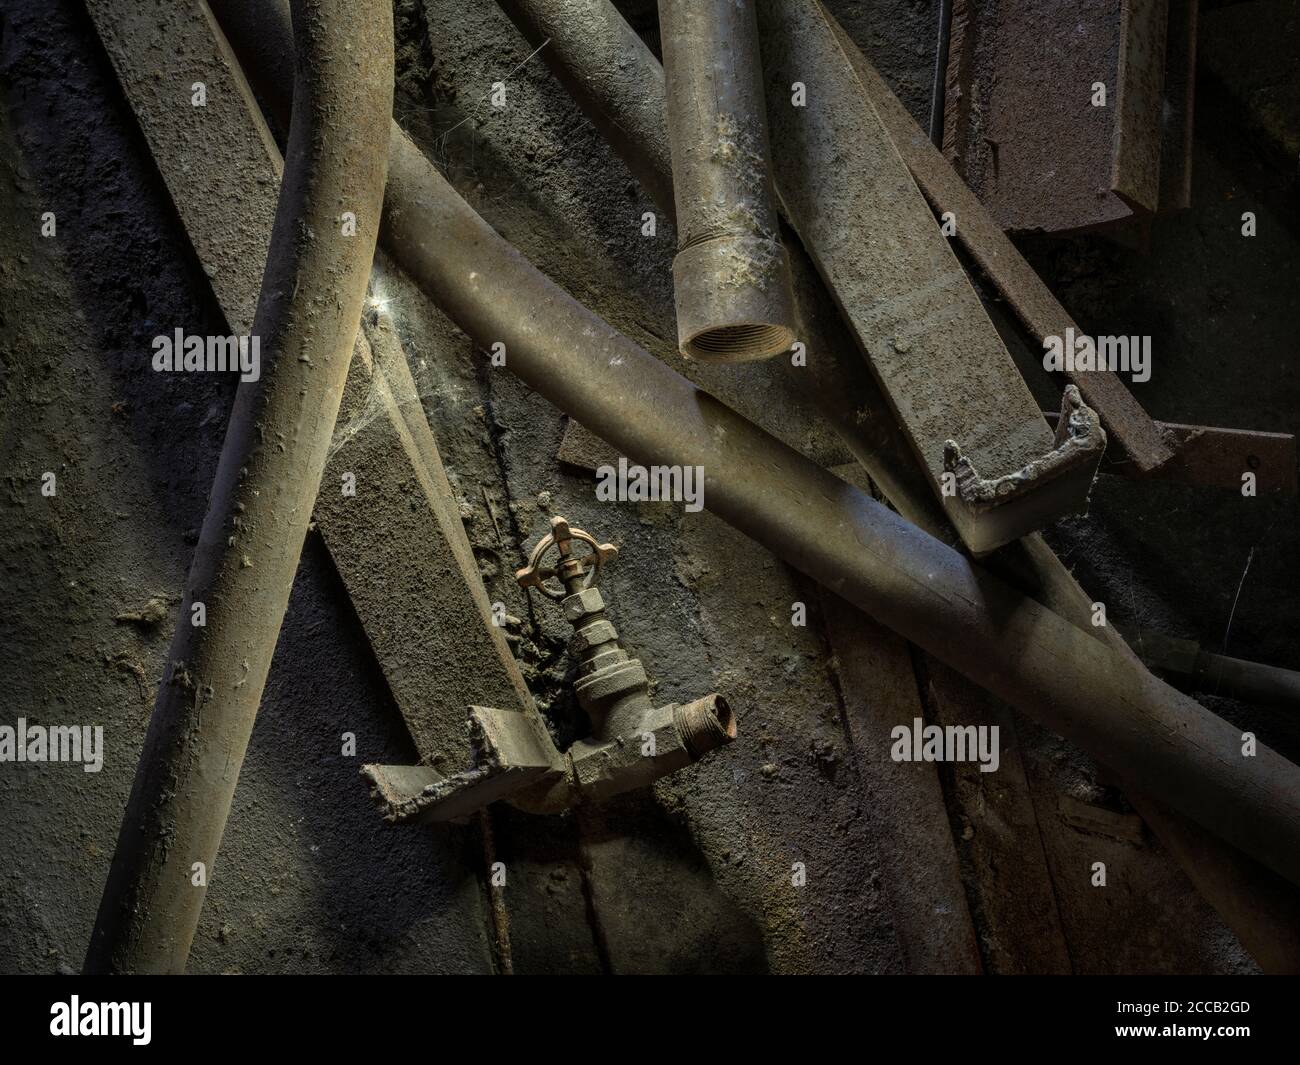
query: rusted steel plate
[
  {"left": 1113, "top": 0, "right": 1170, "bottom": 211},
  {"left": 826, "top": 6, "right": 1175, "bottom": 474},
  {"left": 1045, "top": 413, "right": 1298, "bottom": 493},
  {"left": 759, "top": 0, "right": 1104, "bottom": 556},
  {"left": 1133, "top": 422, "right": 1296, "bottom": 493},
  {"left": 943, "top": 0, "right": 1144, "bottom": 233},
  {"left": 1158, "top": 0, "right": 1198, "bottom": 212}
]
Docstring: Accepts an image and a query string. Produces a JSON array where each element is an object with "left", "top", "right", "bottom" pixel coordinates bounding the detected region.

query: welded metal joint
[
  {"left": 943, "top": 385, "right": 1106, "bottom": 515},
  {"left": 659, "top": 0, "right": 795, "bottom": 362},
  {"left": 363, "top": 516, "right": 736, "bottom": 822}
]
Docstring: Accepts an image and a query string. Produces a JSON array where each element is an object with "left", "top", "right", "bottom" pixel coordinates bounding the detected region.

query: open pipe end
[
  {"left": 683, "top": 322, "right": 796, "bottom": 362},
  {"left": 675, "top": 693, "right": 738, "bottom": 758},
  {"left": 672, "top": 234, "right": 797, "bottom": 363}
]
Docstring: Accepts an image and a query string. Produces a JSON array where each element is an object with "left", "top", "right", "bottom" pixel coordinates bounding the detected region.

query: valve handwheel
[{"left": 515, "top": 515, "right": 618, "bottom": 600}]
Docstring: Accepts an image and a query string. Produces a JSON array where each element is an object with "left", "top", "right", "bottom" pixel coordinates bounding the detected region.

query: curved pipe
[
  {"left": 210, "top": 0, "right": 1300, "bottom": 896},
  {"left": 488, "top": 1, "right": 1300, "bottom": 966},
  {"left": 85, "top": 0, "right": 393, "bottom": 973},
  {"left": 375, "top": 126, "right": 1300, "bottom": 887}
]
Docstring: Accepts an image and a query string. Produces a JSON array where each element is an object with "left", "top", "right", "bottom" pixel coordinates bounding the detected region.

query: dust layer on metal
[
  {"left": 371, "top": 117, "right": 1300, "bottom": 887},
  {"left": 214, "top": 0, "right": 1300, "bottom": 940},
  {"left": 1112, "top": 0, "right": 1170, "bottom": 211},
  {"left": 84, "top": 0, "right": 281, "bottom": 332},
  {"left": 320, "top": 314, "right": 538, "bottom": 768},
  {"left": 364, "top": 517, "right": 736, "bottom": 822},
  {"left": 84, "top": 0, "right": 393, "bottom": 973},
  {"left": 500, "top": 0, "right": 1167, "bottom": 482},
  {"left": 90, "top": 0, "right": 534, "bottom": 772},
  {"left": 821, "top": 465, "right": 981, "bottom": 975},
  {"left": 826, "top": 5, "right": 1174, "bottom": 474},
  {"left": 497, "top": 0, "right": 675, "bottom": 215},
  {"left": 524, "top": 2, "right": 1300, "bottom": 963},
  {"left": 943, "top": 0, "right": 1138, "bottom": 233},
  {"left": 658, "top": 0, "right": 796, "bottom": 362},
  {"left": 758, "top": 0, "right": 1103, "bottom": 555}
]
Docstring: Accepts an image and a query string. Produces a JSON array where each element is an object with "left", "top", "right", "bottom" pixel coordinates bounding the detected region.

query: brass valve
[
  {"left": 515, "top": 516, "right": 618, "bottom": 600},
  {"left": 362, "top": 515, "right": 736, "bottom": 823},
  {"left": 515, "top": 515, "right": 643, "bottom": 741}
]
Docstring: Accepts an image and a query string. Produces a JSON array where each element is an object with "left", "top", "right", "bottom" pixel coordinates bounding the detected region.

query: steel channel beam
[
  {"left": 84, "top": 0, "right": 393, "bottom": 973},
  {"left": 496, "top": 0, "right": 1170, "bottom": 478},
  {"left": 320, "top": 313, "right": 539, "bottom": 767},
  {"left": 500, "top": 0, "right": 1170, "bottom": 537},
  {"left": 759, "top": 0, "right": 1108, "bottom": 556}
]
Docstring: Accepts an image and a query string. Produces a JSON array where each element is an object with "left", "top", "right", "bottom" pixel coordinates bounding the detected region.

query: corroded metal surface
[
  {"left": 1113, "top": 0, "right": 1171, "bottom": 211},
  {"left": 210, "top": 0, "right": 1300, "bottom": 957},
  {"left": 504, "top": 0, "right": 1142, "bottom": 531},
  {"left": 1074, "top": 417, "right": 1296, "bottom": 493},
  {"left": 370, "top": 118, "right": 1300, "bottom": 885},
  {"left": 659, "top": 0, "right": 795, "bottom": 361},
  {"left": 363, "top": 517, "right": 735, "bottom": 821},
  {"left": 944, "top": 0, "right": 1135, "bottom": 233}
]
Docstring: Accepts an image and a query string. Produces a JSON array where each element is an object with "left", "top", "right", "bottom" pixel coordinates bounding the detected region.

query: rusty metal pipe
[
  {"left": 84, "top": 0, "right": 393, "bottom": 973},
  {"left": 490, "top": 0, "right": 1300, "bottom": 966},
  {"left": 658, "top": 0, "right": 795, "bottom": 361},
  {"left": 212, "top": 0, "right": 1300, "bottom": 891}
]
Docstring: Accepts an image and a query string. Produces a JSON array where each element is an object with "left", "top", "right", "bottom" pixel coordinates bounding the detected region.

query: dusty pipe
[
  {"left": 491, "top": 0, "right": 1300, "bottom": 966},
  {"left": 496, "top": 0, "right": 948, "bottom": 534},
  {"left": 496, "top": 0, "right": 674, "bottom": 216},
  {"left": 213, "top": 0, "right": 1300, "bottom": 891},
  {"left": 370, "top": 129, "right": 1300, "bottom": 886},
  {"left": 657, "top": 0, "right": 795, "bottom": 361},
  {"left": 84, "top": 0, "right": 393, "bottom": 974}
]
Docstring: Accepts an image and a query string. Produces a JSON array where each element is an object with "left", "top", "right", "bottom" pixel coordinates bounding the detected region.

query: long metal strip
[
  {"left": 84, "top": 0, "right": 534, "bottom": 772},
  {"left": 823, "top": 4, "right": 1176, "bottom": 475},
  {"left": 758, "top": 0, "right": 1104, "bottom": 555}
]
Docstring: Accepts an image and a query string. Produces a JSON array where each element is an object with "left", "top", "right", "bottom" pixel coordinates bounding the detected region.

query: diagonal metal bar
[{"left": 83, "top": 0, "right": 393, "bottom": 973}]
